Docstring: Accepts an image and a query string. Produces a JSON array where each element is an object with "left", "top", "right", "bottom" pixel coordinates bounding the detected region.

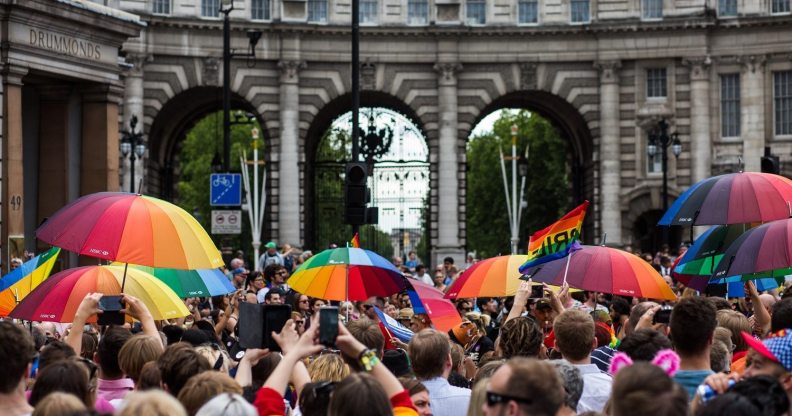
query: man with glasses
[{"left": 483, "top": 357, "right": 564, "bottom": 416}]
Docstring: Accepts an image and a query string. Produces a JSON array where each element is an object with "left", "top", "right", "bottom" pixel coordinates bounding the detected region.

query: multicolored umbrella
[
  {"left": 36, "top": 192, "right": 223, "bottom": 270},
  {"left": 405, "top": 278, "right": 462, "bottom": 333},
  {"left": 445, "top": 255, "right": 528, "bottom": 299},
  {"left": 9, "top": 266, "right": 189, "bottom": 322},
  {"left": 659, "top": 172, "right": 792, "bottom": 226},
  {"left": 118, "top": 264, "right": 235, "bottom": 298},
  {"left": 523, "top": 246, "right": 676, "bottom": 300},
  {"left": 712, "top": 218, "right": 792, "bottom": 280},
  {"left": 0, "top": 247, "right": 60, "bottom": 316},
  {"left": 673, "top": 224, "right": 753, "bottom": 277},
  {"left": 288, "top": 247, "right": 405, "bottom": 301}
]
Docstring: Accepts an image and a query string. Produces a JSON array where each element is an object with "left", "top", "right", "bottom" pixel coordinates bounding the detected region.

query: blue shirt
[
  {"left": 421, "top": 377, "right": 471, "bottom": 416},
  {"left": 673, "top": 370, "right": 714, "bottom": 399}
]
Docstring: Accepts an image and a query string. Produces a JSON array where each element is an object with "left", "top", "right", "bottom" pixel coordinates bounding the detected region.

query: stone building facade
[{"left": 13, "top": 0, "right": 792, "bottom": 266}]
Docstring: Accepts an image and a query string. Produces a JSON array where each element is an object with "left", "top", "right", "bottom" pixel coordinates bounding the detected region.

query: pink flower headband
[{"left": 608, "top": 349, "right": 680, "bottom": 377}]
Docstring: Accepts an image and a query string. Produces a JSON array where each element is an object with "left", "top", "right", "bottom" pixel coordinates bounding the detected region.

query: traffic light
[
  {"left": 344, "top": 162, "right": 369, "bottom": 225},
  {"left": 761, "top": 147, "right": 781, "bottom": 174}
]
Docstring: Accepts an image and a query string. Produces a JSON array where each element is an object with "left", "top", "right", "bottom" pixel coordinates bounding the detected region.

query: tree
[{"left": 466, "top": 110, "right": 570, "bottom": 258}]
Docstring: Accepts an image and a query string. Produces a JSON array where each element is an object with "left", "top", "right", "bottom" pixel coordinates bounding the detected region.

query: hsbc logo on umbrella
[{"left": 88, "top": 248, "right": 110, "bottom": 256}]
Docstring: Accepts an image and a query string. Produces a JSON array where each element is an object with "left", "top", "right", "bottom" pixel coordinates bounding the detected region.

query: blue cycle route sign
[{"left": 210, "top": 173, "right": 242, "bottom": 206}]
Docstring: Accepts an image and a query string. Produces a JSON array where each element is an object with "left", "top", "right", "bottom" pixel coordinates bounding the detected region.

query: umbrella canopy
[
  {"left": 10, "top": 266, "right": 190, "bottom": 322},
  {"left": 36, "top": 192, "right": 223, "bottom": 269},
  {"left": 0, "top": 247, "right": 60, "bottom": 316},
  {"left": 288, "top": 247, "right": 405, "bottom": 301},
  {"left": 674, "top": 224, "right": 753, "bottom": 277},
  {"left": 712, "top": 218, "right": 792, "bottom": 280},
  {"left": 119, "top": 264, "right": 235, "bottom": 298},
  {"left": 523, "top": 246, "right": 676, "bottom": 300},
  {"left": 405, "top": 278, "right": 462, "bottom": 333},
  {"left": 659, "top": 172, "right": 792, "bottom": 226},
  {"left": 445, "top": 255, "right": 528, "bottom": 299}
]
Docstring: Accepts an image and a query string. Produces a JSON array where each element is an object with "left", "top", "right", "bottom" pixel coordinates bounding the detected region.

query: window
[
  {"left": 721, "top": 74, "right": 741, "bottom": 137},
  {"left": 773, "top": 0, "right": 791, "bottom": 13},
  {"left": 202, "top": 0, "right": 220, "bottom": 17},
  {"left": 774, "top": 71, "right": 792, "bottom": 135},
  {"left": 360, "top": 0, "right": 378, "bottom": 23},
  {"left": 646, "top": 68, "right": 667, "bottom": 98},
  {"left": 466, "top": 0, "right": 486, "bottom": 24},
  {"left": 570, "top": 0, "right": 590, "bottom": 23},
  {"left": 308, "top": 0, "right": 328, "bottom": 22},
  {"left": 518, "top": 0, "right": 538, "bottom": 23},
  {"left": 718, "top": 0, "right": 737, "bottom": 16},
  {"left": 647, "top": 149, "right": 662, "bottom": 173},
  {"left": 251, "top": 0, "right": 271, "bottom": 20},
  {"left": 642, "top": 0, "right": 662, "bottom": 19},
  {"left": 152, "top": 0, "right": 170, "bottom": 14},
  {"left": 408, "top": 0, "right": 429, "bottom": 24}
]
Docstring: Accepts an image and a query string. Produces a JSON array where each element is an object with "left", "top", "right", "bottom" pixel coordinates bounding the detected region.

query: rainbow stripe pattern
[{"left": 519, "top": 201, "right": 589, "bottom": 272}]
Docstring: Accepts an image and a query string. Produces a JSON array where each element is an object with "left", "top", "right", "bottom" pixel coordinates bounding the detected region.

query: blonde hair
[
  {"left": 119, "top": 335, "right": 163, "bottom": 383},
  {"left": 466, "top": 378, "right": 489, "bottom": 416},
  {"left": 119, "top": 390, "right": 187, "bottom": 416},
  {"left": 32, "top": 392, "right": 87, "bottom": 416},
  {"left": 177, "top": 371, "right": 243, "bottom": 416},
  {"left": 194, "top": 345, "right": 232, "bottom": 373},
  {"left": 307, "top": 353, "right": 350, "bottom": 382}
]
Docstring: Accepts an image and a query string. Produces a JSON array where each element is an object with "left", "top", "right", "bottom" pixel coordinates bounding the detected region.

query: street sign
[
  {"left": 211, "top": 210, "right": 242, "bottom": 234},
  {"left": 210, "top": 173, "right": 242, "bottom": 206}
]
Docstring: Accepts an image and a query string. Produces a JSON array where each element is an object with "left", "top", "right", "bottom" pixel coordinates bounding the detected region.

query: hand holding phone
[
  {"left": 98, "top": 295, "right": 125, "bottom": 326},
  {"left": 319, "top": 306, "right": 339, "bottom": 347},
  {"left": 653, "top": 308, "right": 672, "bottom": 325}
]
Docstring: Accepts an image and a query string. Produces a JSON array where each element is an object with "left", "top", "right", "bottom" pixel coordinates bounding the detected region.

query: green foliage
[
  {"left": 175, "top": 111, "right": 262, "bottom": 256},
  {"left": 466, "top": 110, "right": 570, "bottom": 258}
]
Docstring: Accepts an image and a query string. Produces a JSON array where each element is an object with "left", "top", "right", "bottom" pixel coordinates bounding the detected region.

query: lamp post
[
  {"left": 220, "top": 0, "right": 262, "bottom": 172},
  {"left": 240, "top": 126, "right": 267, "bottom": 271},
  {"left": 120, "top": 115, "right": 146, "bottom": 193},
  {"left": 499, "top": 124, "right": 530, "bottom": 254},
  {"left": 647, "top": 119, "right": 682, "bottom": 213}
]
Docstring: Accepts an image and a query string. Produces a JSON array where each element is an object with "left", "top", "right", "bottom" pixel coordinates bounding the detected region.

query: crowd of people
[{"left": 3, "top": 241, "right": 792, "bottom": 416}]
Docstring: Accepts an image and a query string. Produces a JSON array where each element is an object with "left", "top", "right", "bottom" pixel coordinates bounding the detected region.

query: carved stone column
[
  {"left": 277, "top": 60, "right": 305, "bottom": 247},
  {"left": 434, "top": 62, "right": 463, "bottom": 265},
  {"left": 2, "top": 66, "right": 27, "bottom": 271},
  {"left": 685, "top": 58, "right": 712, "bottom": 184},
  {"left": 595, "top": 60, "right": 622, "bottom": 245},
  {"left": 740, "top": 55, "right": 766, "bottom": 172}
]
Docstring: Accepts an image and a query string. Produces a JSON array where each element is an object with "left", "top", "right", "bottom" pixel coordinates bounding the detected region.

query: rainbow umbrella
[
  {"left": 0, "top": 247, "right": 60, "bottom": 316},
  {"left": 712, "top": 219, "right": 792, "bottom": 281},
  {"left": 405, "top": 278, "right": 462, "bottom": 333},
  {"left": 10, "top": 266, "right": 189, "bottom": 322},
  {"left": 659, "top": 172, "right": 792, "bottom": 226},
  {"left": 36, "top": 192, "right": 223, "bottom": 270},
  {"left": 445, "top": 255, "right": 528, "bottom": 299},
  {"left": 116, "top": 264, "right": 235, "bottom": 298},
  {"left": 523, "top": 246, "right": 676, "bottom": 300},
  {"left": 674, "top": 224, "right": 753, "bottom": 277},
  {"left": 288, "top": 247, "right": 405, "bottom": 301}
]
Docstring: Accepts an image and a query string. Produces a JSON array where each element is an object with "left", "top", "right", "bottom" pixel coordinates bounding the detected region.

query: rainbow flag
[
  {"left": 350, "top": 233, "right": 361, "bottom": 248},
  {"left": 519, "top": 201, "right": 588, "bottom": 272},
  {"left": 0, "top": 247, "right": 60, "bottom": 316}
]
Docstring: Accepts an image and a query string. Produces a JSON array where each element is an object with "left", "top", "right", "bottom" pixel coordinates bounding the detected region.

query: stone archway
[
  {"left": 466, "top": 90, "right": 596, "bottom": 243},
  {"left": 623, "top": 187, "right": 684, "bottom": 255},
  {"left": 303, "top": 91, "right": 431, "bottom": 253}
]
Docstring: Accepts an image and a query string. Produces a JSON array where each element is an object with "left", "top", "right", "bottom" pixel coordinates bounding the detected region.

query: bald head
[
  {"left": 229, "top": 258, "right": 244, "bottom": 269},
  {"left": 759, "top": 294, "right": 777, "bottom": 313}
]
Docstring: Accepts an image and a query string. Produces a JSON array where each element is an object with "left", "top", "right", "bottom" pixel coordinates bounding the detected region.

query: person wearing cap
[
  {"left": 228, "top": 258, "right": 249, "bottom": 290},
  {"left": 258, "top": 241, "right": 284, "bottom": 271},
  {"left": 694, "top": 329, "right": 792, "bottom": 411},
  {"left": 398, "top": 308, "right": 415, "bottom": 328}
]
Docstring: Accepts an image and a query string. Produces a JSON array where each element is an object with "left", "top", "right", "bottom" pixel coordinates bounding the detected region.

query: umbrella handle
[{"left": 121, "top": 263, "right": 129, "bottom": 292}]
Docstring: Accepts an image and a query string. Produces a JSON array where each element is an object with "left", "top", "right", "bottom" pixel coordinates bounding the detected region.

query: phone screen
[
  {"left": 530, "top": 285, "right": 544, "bottom": 299},
  {"left": 98, "top": 295, "right": 125, "bottom": 326},
  {"left": 319, "top": 306, "right": 339, "bottom": 347},
  {"left": 263, "top": 305, "right": 292, "bottom": 352},
  {"left": 653, "top": 308, "right": 672, "bottom": 325}
]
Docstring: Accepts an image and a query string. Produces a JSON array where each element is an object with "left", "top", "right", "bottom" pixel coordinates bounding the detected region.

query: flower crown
[{"left": 608, "top": 349, "right": 680, "bottom": 377}]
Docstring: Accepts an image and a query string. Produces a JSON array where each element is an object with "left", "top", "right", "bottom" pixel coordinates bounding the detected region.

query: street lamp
[
  {"left": 221, "top": 0, "right": 262, "bottom": 172},
  {"left": 240, "top": 126, "right": 267, "bottom": 270},
  {"left": 500, "top": 124, "right": 530, "bottom": 254},
  {"left": 647, "top": 118, "right": 682, "bottom": 213},
  {"left": 120, "top": 115, "right": 146, "bottom": 193}
]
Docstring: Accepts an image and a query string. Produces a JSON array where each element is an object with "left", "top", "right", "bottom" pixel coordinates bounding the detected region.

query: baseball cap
[
  {"left": 535, "top": 299, "right": 553, "bottom": 311},
  {"left": 742, "top": 329, "right": 792, "bottom": 372},
  {"left": 231, "top": 267, "right": 248, "bottom": 275},
  {"left": 265, "top": 242, "right": 277, "bottom": 249}
]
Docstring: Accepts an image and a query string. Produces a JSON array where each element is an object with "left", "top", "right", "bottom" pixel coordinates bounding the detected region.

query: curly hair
[{"left": 499, "top": 317, "right": 543, "bottom": 358}]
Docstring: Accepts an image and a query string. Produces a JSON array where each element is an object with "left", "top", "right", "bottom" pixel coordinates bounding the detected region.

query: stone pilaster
[
  {"left": 595, "top": 60, "right": 622, "bottom": 245},
  {"left": 2, "top": 66, "right": 27, "bottom": 272},
  {"left": 277, "top": 60, "right": 305, "bottom": 247},
  {"left": 81, "top": 84, "right": 124, "bottom": 195},
  {"left": 434, "top": 61, "right": 463, "bottom": 265},
  {"left": 685, "top": 57, "right": 712, "bottom": 184},
  {"left": 740, "top": 55, "right": 767, "bottom": 172}
]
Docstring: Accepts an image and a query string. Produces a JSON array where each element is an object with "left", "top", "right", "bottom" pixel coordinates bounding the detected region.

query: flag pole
[{"left": 562, "top": 250, "right": 573, "bottom": 286}]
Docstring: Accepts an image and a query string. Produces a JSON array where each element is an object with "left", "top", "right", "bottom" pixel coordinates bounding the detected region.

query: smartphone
[
  {"left": 319, "top": 306, "right": 339, "bottom": 347},
  {"left": 263, "top": 304, "right": 292, "bottom": 352},
  {"left": 530, "top": 285, "right": 544, "bottom": 299},
  {"left": 653, "top": 308, "right": 672, "bottom": 325},
  {"left": 98, "top": 295, "right": 125, "bottom": 326}
]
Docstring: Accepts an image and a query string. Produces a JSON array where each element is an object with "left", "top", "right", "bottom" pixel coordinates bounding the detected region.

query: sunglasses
[
  {"left": 310, "top": 380, "right": 336, "bottom": 400},
  {"left": 363, "top": 304, "right": 373, "bottom": 310},
  {"left": 486, "top": 391, "right": 532, "bottom": 407}
]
